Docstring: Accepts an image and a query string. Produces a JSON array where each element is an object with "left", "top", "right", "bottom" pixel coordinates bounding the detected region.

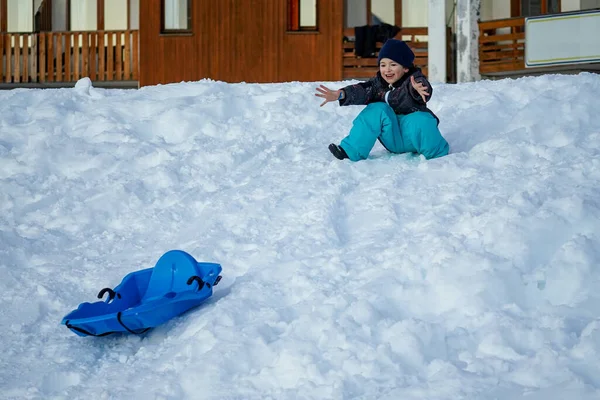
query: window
[
  {"left": 70, "top": 0, "right": 98, "bottom": 31},
  {"left": 515, "top": 0, "right": 561, "bottom": 17},
  {"left": 161, "top": 0, "right": 191, "bottom": 33},
  {"left": 104, "top": 0, "right": 128, "bottom": 30},
  {"left": 288, "top": 0, "right": 318, "bottom": 31},
  {"left": 6, "top": 0, "right": 33, "bottom": 32}
]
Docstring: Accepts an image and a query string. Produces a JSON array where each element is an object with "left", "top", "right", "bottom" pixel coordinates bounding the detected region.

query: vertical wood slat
[
  {"left": 39, "top": 33, "right": 46, "bottom": 82},
  {"left": 115, "top": 32, "right": 122, "bottom": 80},
  {"left": 31, "top": 35, "right": 38, "bottom": 82},
  {"left": 107, "top": 32, "right": 114, "bottom": 80},
  {"left": 46, "top": 32, "right": 54, "bottom": 81},
  {"left": 13, "top": 35, "right": 20, "bottom": 83},
  {"left": 89, "top": 32, "right": 97, "bottom": 81},
  {"left": 132, "top": 30, "right": 138, "bottom": 80},
  {"left": 23, "top": 35, "right": 29, "bottom": 83},
  {"left": 55, "top": 33, "right": 62, "bottom": 82},
  {"left": 512, "top": 25, "right": 517, "bottom": 62},
  {"left": 65, "top": 33, "right": 71, "bottom": 81},
  {"left": 0, "top": 33, "right": 4, "bottom": 82},
  {"left": 74, "top": 33, "right": 80, "bottom": 80},
  {"left": 83, "top": 32, "right": 89, "bottom": 79},
  {"left": 123, "top": 30, "right": 131, "bottom": 80},
  {"left": 5, "top": 34, "right": 10, "bottom": 82},
  {"left": 98, "top": 32, "right": 105, "bottom": 80}
]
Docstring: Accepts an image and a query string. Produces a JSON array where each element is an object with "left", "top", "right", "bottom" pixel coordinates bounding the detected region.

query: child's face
[{"left": 379, "top": 58, "right": 408, "bottom": 85}]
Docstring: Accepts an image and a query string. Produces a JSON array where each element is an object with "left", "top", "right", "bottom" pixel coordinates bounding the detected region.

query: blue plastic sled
[{"left": 61, "top": 250, "right": 222, "bottom": 337}]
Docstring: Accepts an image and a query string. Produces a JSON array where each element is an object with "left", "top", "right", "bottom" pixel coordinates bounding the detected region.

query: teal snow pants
[{"left": 339, "top": 102, "right": 449, "bottom": 161}]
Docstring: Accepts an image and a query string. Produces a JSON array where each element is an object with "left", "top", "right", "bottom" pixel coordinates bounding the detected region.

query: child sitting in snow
[{"left": 315, "top": 39, "right": 449, "bottom": 161}]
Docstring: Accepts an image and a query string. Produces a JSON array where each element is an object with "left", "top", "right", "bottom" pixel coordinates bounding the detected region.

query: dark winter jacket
[{"left": 339, "top": 67, "right": 439, "bottom": 124}]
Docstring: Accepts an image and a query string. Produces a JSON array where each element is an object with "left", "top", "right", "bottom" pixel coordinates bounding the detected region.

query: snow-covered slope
[{"left": 1, "top": 74, "right": 599, "bottom": 399}]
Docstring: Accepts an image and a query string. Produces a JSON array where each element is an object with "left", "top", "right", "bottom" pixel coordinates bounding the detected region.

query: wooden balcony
[
  {"left": 0, "top": 30, "right": 139, "bottom": 86},
  {"left": 479, "top": 17, "right": 525, "bottom": 75},
  {"left": 478, "top": 15, "right": 600, "bottom": 77}
]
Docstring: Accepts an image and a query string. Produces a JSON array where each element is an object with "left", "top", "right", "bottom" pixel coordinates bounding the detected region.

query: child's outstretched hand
[
  {"left": 315, "top": 85, "right": 342, "bottom": 107},
  {"left": 411, "top": 76, "right": 430, "bottom": 103}
]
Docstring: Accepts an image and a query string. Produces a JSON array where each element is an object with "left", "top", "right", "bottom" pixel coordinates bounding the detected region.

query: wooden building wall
[{"left": 139, "top": 0, "right": 344, "bottom": 87}]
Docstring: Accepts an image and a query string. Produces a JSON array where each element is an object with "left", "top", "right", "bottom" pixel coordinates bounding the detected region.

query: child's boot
[{"left": 328, "top": 144, "right": 348, "bottom": 160}]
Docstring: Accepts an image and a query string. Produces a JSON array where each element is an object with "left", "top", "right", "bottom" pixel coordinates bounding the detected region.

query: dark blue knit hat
[{"left": 377, "top": 39, "right": 415, "bottom": 67}]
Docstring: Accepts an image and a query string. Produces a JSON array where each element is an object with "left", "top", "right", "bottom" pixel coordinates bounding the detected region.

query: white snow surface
[{"left": 1, "top": 73, "right": 600, "bottom": 400}]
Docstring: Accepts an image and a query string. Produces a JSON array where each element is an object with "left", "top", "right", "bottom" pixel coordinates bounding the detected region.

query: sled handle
[
  {"left": 97, "top": 288, "right": 122, "bottom": 302},
  {"left": 186, "top": 276, "right": 205, "bottom": 291}
]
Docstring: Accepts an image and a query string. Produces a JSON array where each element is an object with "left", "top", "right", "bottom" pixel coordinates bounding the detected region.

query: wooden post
[
  {"left": 66, "top": 0, "right": 70, "bottom": 30},
  {"left": 97, "top": 0, "right": 104, "bottom": 30},
  {"left": 47, "top": 0, "right": 53, "bottom": 30},
  {"left": 511, "top": 0, "right": 520, "bottom": 17},
  {"left": 395, "top": 0, "right": 402, "bottom": 28},
  {"left": 0, "top": 0, "right": 7, "bottom": 33}
]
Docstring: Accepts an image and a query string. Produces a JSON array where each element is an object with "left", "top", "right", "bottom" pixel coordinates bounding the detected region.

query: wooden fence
[
  {"left": 0, "top": 30, "right": 139, "bottom": 84},
  {"left": 479, "top": 17, "right": 525, "bottom": 74}
]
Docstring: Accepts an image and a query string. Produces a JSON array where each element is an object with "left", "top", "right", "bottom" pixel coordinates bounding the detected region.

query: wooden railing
[
  {"left": 343, "top": 27, "right": 430, "bottom": 79},
  {"left": 0, "top": 30, "right": 139, "bottom": 84},
  {"left": 479, "top": 17, "right": 525, "bottom": 74}
]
